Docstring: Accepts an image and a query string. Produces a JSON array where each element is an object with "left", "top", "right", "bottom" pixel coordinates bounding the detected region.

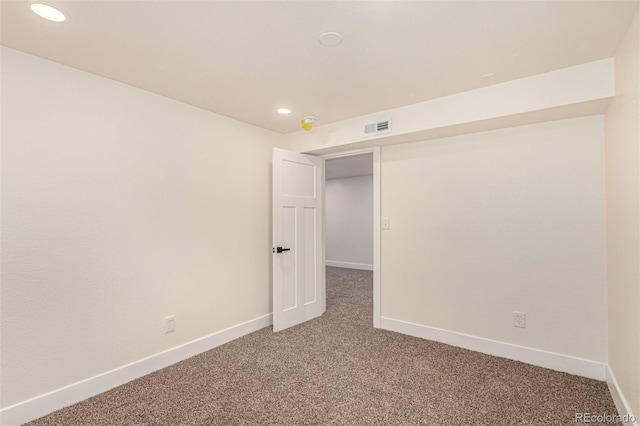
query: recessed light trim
[
  {"left": 31, "top": 3, "right": 67, "bottom": 22},
  {"left": 319, "top": 32, "right": 342, "bottom": 47},
  {"left": 277, "top": 108, "right": 292, "bottom": 115}
]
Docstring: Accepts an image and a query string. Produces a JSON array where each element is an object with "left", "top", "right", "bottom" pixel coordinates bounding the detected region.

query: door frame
[{"left": 320, "top": 147, "right": 381, "bottom": 328}]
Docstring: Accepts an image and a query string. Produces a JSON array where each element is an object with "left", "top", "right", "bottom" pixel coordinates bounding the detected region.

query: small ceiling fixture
[
  {"left": 30, "top": 3, "right": 67, "bottom": 22},
  {"left": 277, "top": 108, "right": 292, "bottom": 115},
  {"left": 301, "top": 116, "right": 316, "bottom": 131},
  {"left": 319, "top": 32, "right": 342, "bottom": 47}
]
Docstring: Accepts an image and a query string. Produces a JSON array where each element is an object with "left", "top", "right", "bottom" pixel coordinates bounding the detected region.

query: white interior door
[{"left": 272, "top": 147, "right": 325, "bottom": 332}]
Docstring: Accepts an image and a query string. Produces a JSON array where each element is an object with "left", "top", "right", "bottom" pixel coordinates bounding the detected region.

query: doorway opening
[{"left": 322, "top": 148, "right": 381, "bottom": 328}]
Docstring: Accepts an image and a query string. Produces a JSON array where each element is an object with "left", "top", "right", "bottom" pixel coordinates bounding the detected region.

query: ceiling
[
  {"left": 326, "top": 153, "right": 373, "bottom": 180},
  {"left": 2, "top": 1, "right": 638, "bottom": 134}
]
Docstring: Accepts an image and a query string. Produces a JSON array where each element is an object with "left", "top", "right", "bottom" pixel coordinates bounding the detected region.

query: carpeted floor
[{"left": 28, "top": 267, "right": 619, "bottom": 425}]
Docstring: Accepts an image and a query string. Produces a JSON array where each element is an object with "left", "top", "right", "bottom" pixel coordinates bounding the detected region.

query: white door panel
[{"left": 273, "top": 148, "right": 325, "bottom": 332}]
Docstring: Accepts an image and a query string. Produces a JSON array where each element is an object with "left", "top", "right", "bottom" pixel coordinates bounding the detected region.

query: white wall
[
  {"left": 381, "top": 116, "right": 607, "bottom": 362},
  {"left": 605, "top": 10, "right": 640, "bottom": 420},
  {"left": 0, "top": 47, "right": 279, "bottom": 408},
  {"left": 325, "top": 175, "right": 373, "bottom": 270}
]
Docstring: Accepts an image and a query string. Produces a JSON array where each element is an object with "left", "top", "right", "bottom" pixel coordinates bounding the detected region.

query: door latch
[{"left": 273, "top": 246, "right": 291, "bottom": 253}]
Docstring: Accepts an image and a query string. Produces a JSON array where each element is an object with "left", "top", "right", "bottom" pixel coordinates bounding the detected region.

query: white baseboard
[
  {"left": 380, "top": 316, "right": 607, "bottom": 381},
  {"left": 606, "top": 365, "right": 639, "bottom": 426},
  {"left": 326, "top": 260, "right": 373, "bottom": 271},
  {"left": 0, "top": 313, "right": 273, "bottom": 426}
]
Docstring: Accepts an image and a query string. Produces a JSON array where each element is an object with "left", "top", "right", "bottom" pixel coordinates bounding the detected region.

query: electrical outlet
[
  {"left": 513, "top": 311, "right": 526, "bottom": 328},
  {"left": 164, "top": 315, "right": 175, "bottom": 333}
]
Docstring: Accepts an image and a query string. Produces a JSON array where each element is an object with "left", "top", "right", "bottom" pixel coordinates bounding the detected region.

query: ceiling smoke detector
[
  {"left": 301, "top": 116, "right": 316, "bottom": 131},
  {"left": 319, "top": 32, "right": 342, "bottom": 47}
]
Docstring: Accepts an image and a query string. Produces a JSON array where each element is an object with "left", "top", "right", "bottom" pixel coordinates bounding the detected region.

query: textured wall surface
[
  {"left": 605, "top": 10, "right": 640, "bottom": 418},
  {"left": 1, "top": 47, "right": 279, "bottom": 408},
  {"left": 326, "top": 175, "right": 373, "bottom": 267},
  {"left": 381, "top": 116, "right": 607, "bottom": 362}
]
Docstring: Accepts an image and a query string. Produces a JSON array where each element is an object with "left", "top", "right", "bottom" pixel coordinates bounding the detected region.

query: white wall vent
[{"left": 364, "top": 119, "right": 391, "bottom": 137}]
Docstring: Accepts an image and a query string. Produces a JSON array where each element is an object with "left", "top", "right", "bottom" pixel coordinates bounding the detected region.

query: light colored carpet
[{"left": 28, "top": 267, "right": 619, "bottom": 425}]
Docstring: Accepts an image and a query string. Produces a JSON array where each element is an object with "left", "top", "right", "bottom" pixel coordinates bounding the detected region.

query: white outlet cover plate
[
  {"left": 164, "top": 315, "right": 176, "bottom": 333},
  {"left": 513, "top": 311, "right": 526, "bottom": 328}
]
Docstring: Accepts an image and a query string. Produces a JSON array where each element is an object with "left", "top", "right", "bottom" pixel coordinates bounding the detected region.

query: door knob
[{"left": 275, "top": 246, "right": 291, "bottom": 253}]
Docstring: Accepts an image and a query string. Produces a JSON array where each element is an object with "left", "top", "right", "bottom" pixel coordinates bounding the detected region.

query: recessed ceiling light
[
  {"left": 319, "top": 32, "right": 342, "bottom": 47},
  {"left": 277, "top": 108, "right": 292, "bottom": 115},
  {"left": 30, "top": 3, "right": 67, "bottom": 22}
]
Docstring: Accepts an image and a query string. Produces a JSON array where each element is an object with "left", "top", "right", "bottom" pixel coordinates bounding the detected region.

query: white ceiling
[
  {"left": 2, "top": 1, "right": 638, "bottom": 134},
  {"left": 326, "top": 153, "right": 373, "bottom": 180}
]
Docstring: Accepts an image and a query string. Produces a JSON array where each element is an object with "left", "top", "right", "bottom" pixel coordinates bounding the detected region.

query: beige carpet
[{"left": 28, "top": 267, "right": 619, "bottom": 425}]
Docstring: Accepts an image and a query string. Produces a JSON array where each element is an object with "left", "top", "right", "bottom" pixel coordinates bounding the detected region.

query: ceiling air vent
[{"left": 364, "top": 119, "right": 391, "bottom": 137}]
